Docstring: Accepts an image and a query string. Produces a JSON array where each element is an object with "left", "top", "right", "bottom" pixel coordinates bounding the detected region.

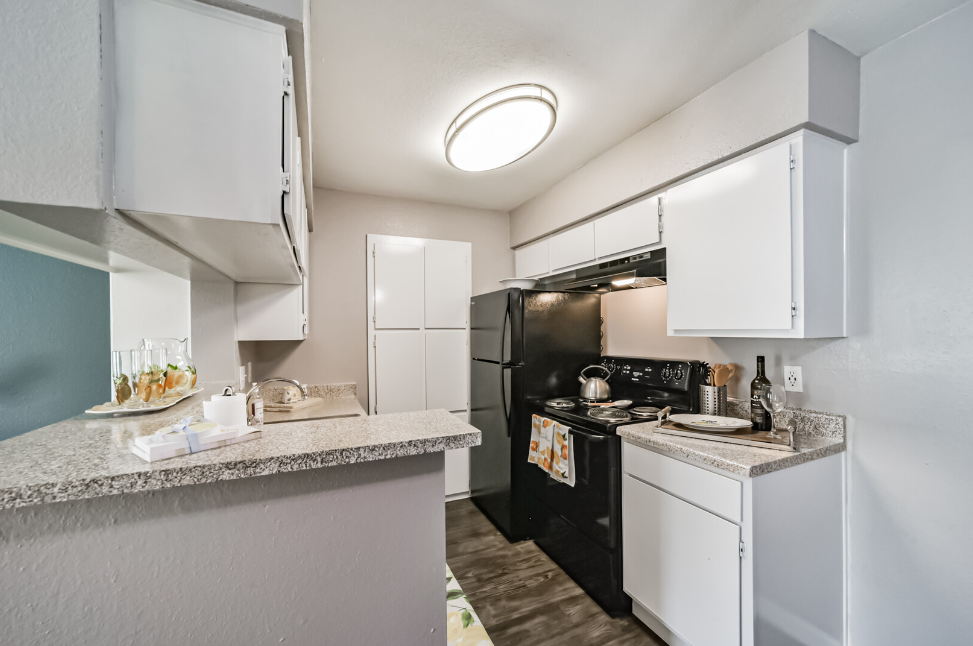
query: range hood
[{"left": 536, "top": 248, "right": 666, "bottom": 293}]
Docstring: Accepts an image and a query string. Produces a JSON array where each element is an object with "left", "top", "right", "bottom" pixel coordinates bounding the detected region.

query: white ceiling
[{"left": 310, "top": 0, "right": 963, "bottom": 212}]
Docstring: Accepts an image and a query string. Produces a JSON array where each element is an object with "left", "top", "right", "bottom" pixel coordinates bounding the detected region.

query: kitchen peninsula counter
[
  {"left": 1, "top": 383, "right": 476, "bottom": 646},
  {"left": 0, "top": 391, "right": 479, "bottom": 510}
]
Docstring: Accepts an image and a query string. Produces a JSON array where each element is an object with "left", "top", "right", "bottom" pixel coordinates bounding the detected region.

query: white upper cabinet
[
  {"left": 424, "top": 241, "right": 469, "bottom": 328},
  {"left": 595, "top": 195, "right": 662, "bottom": 258},
  {"left": 374, "top": 243, "right": 424, "bottom": 329},
  {"left": 549, "top": 222, "right": 596, "bottom": 271},
  {"left": 515, "top": 239, "right": 549, "bottom": 278},
  {"left": 114, "top": 0, "right": 303, "bottom": 284},
  {"left": 666, "top": 131, "right": 847, "bottom": 338},
  {"left": 236, "top": 282, "right": 306, "bottom": 341}
]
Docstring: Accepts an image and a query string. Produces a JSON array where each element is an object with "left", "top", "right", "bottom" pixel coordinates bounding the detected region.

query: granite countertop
[
  {"left": 618, "top": 401, "right": 846, "bottom": 478},
  {"left": 0, "top": 384, "right": 479, "bottom": 510}
]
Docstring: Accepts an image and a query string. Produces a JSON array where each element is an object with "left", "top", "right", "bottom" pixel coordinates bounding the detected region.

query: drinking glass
[
  {"left": 111, "top": 351, "right": 137, "bottom": 408},
  {"left": 758, "top": 383, "right": 787, "bottom": 438},
  {"left": 136, "top": 348, "right": 168, "bottom": 405}
]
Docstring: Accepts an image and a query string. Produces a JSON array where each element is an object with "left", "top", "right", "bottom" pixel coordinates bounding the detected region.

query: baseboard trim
[{"left": 445, "top": 491, "right": 470, "bottom": 502}]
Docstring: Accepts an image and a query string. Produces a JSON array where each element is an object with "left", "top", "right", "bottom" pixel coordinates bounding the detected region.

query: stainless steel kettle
[{"left": 578, "top": 365, "right": 612, "bottom": 401}]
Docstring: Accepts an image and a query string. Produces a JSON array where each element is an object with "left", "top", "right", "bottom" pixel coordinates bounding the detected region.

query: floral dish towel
[{"left": 529, "top": 415, "right": 575, "bottom": 487}]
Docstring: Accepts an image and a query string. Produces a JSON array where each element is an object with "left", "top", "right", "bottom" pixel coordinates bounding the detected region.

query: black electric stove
[{"left": 526, "top": 356, "right": 702, "bottom": 617}]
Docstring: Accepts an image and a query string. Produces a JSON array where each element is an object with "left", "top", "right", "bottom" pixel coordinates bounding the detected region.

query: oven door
[{"left": 532, "top": 416, "right": 620, "bottom": 550}]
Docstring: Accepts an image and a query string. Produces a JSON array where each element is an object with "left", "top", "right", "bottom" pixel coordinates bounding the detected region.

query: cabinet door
[
  {"left": 237, "top": 282, "right": 304, "bottom": 341},
  {"left": 374, "top": 243, "right": 423, "bottom": 329},
  {"left": 374, "top": 331, "right": 425, "bottom": 414},
  {"left": 424, "top": 241, "right": 468, "bottom": 328},
  {"left": 549, "top": 222, "right": 595, "bottom": 271},
  {"left": 425, "top": 330, "right": 468, "bottom": 411},
  {"left": 595, "top": 197, "right": 661, "bottom": 258},
  {"left": 623, "top": 475, "right": 740, "bottom": 646},
  {"left": 114, "top": 0, "right": 285, "bottom": 224},
  {"left": 515, "top": 240, "right": 549, "bottom": 278},
  {"left": 666, "top": 142, "right": 793, "bottom": 331}
]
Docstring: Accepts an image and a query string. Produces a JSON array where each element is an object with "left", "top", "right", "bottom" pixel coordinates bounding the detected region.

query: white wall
[
  {"left": 509, "top": 30, "right": 859, "bottom": 247},
  {"left": 110, "top": 266, "right": 191, "bottom": 352},
  {"left": 240, "top": 188, "right": 513, "bottom": 410},
  {"left": 604, "top": 4, "right": 973, "bottom": 641}
]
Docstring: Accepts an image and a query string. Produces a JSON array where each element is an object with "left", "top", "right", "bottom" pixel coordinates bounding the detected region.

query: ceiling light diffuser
[{"left": 445, "top": 84, "right": 557, "bottom": 172}]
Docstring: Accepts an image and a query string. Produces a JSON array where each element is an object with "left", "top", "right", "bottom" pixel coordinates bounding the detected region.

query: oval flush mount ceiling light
[{"left": 445, "top": 84, "right": 557, "bottom": 172}]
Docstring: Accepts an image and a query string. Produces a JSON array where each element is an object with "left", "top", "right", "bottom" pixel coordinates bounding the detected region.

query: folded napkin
[{"left": 528, "top": 415, "right": 575, "bottom": 487}]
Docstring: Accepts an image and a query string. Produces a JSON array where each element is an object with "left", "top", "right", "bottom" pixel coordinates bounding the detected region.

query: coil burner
[
  {"left": 587, "top": 408, "right": 632, "bottom": 422},
  {"left": 545, "top": 398, "right": 576, "bottom": 410}
]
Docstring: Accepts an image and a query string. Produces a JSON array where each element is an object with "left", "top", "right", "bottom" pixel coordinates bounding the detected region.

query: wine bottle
[{"left": 750, "top": 356, "right": 772, "bottom": 431}]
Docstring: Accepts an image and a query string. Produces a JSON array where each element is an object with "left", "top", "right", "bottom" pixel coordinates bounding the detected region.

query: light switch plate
[{"left": 784, "top": 366, "right": 803, "bottom": 392}]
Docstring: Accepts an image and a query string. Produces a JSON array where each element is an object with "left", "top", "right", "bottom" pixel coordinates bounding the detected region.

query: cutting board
[{"left": 263, "top": 397, "right": 323, "bottom": 412}]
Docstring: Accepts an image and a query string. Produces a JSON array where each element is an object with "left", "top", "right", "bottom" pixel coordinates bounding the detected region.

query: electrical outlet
[
  {"left": 238, "top": 366, "right": 247, "bottom": 392},
  {"left": 784, "top": 366, "right": 803, "bottom": 392}
]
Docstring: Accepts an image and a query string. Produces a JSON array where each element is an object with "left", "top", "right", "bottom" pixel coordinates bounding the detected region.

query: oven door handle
[{"left": 569, "top": 427, "right": 611, "bottom": 442}]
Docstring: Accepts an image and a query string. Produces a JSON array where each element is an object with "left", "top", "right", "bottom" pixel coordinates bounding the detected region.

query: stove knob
[
  {"left": 661, "top": 366, "right": 672, "bottom": 381},
  {"left": 674, "top": 367, "right": 685, "bottom": 380}
]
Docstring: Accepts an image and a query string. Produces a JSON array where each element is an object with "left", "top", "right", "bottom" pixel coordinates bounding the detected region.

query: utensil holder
[{"left": 700, "top": 385, "right": 727, "bottom": 416}]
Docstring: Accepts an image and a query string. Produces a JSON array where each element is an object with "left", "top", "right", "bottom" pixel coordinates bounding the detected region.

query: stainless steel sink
[{"left": 264, "top": 413, "right": 362, "bottom": 425}]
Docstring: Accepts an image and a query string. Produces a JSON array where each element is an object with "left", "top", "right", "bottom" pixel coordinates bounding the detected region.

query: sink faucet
[{"left": 246, "top": 377, "right": 308, "bottom": 424}]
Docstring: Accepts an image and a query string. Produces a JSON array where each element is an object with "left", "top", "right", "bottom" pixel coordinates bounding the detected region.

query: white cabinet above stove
[
  {"left": 595, "top": 195, "right": 661, "bottom": 259},
  {"left": 513, "top": 193, "right": 664, "bottom": 280}
]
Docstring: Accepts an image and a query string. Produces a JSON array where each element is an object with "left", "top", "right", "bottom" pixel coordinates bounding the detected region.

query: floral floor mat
[{"left": 447, "top": 565, "right": 493, "bottom": 646}]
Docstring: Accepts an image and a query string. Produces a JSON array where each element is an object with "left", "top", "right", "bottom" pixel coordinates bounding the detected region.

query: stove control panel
[{"left": 603, "top": 356, "right": 698, "bottom": 392}]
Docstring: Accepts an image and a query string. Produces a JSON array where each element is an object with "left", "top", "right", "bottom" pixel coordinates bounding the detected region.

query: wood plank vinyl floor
[{"left": 446, "top": 498, "right": 665, "bottom": 646}]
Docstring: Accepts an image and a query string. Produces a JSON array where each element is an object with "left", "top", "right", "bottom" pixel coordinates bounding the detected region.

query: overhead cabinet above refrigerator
[{"left": 113, "top": 0, "right": 307, "bottom": 285}]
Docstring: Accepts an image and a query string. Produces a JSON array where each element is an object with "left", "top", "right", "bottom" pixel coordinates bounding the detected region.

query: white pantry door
[{"left": 367, "top": 235, "right": 472, "bottom": 498}]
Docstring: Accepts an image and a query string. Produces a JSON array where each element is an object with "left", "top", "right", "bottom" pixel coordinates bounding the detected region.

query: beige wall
[
  {"left": 239, "top": 188, "right": 513, "bottom": 409},
  {"left": 509, "top": 30, "right": 860, "bottom": 246},
  {"left": 601, "top": 287, "right": 745, "bottom": 394}
]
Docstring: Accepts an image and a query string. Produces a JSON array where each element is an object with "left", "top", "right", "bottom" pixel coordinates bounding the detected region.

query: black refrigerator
[{"left": 469, "top": 288, "right": 602, "bottom": 541}]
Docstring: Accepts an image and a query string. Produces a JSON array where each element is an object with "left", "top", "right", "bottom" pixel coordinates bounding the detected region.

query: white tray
[
  {"left": 86, "top": 388, "right": 204, "bottom": 415},
  {"left": 668, "top": 413, "right": 752, "bottom": 432}
]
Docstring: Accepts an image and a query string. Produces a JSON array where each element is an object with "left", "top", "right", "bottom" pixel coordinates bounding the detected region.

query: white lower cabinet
[
  {"left": 622, "top": 440, "right": 846, "bottom": 646},
  {"left": 623, "top": 475, "right": 740, "bottom": 646}
]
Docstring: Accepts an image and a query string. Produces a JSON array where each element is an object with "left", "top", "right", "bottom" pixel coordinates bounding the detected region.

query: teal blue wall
[{"left": 0, "top": 243, "right": 110, "bottom": 440}]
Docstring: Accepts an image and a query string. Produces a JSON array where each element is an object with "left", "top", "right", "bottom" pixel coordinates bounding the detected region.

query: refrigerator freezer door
[
  {"left": 521, "top": 291, "right": 602, "bottom": 398},
  {"left": 471, "top": 289, "right": 517, "bottom": 364}
]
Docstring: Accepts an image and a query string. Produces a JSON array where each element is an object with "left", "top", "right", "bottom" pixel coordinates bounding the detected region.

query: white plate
[
  {"left": 669, "top": 414, "right": 752, "bottom": 432},
  {"left": 85, "top": 387, "right": 204, "bottom": 415},
  {"left": 499, "top": 278, "right": 537, "bottom": 289}
]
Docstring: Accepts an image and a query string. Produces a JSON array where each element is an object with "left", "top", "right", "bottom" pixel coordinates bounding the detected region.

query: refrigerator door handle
[
  {"left": 500, "top": 296, "right": 510, "bottom": 365},
  {"left": 501, "top": 366, "right": 511, "bottom": 437}
]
